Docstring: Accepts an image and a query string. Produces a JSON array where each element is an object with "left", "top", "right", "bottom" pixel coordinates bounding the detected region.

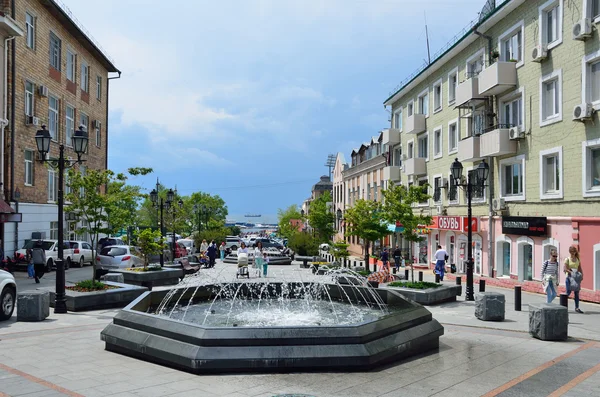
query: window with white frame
[
  {"left": 66, "top": 49, "right": 75, "bottom": 82},
  {"left": 25, "top": 81, "right": 34, "bottom": 117},
  {"left": 582, "top": 51, "right": 600, "bottom": 107},
  {"left": 96, "top": 122, "right": 102, "bottom": 147},
  {"left": 468, "top": 108, "right": 485, "bottom": 136},
  {"left": 590, "top": 0, "right": 600, "bottom": 20},
  {"left": 448, "top": 69, "right": 458, "bottom": 105},
  {"left": 407, "top": 141, "right": 414, "bottom": 159},
  {"left": 500, "top": 155, "right": 526, "bottom": 201},
  {"left": 50, "top": 221, "right": 58, "bottom": 240},
  {"left": 540, "top": 70, "right": 562, "bottom": 126},
  {"left": 582, "top": 138, "right": 600, "bottom": 197},
  {"left": 48, "top": 169, "right": 57, "bottom": 202},
  {"left": 499, "top": 21, "right": 524, "bottom": 66},
  {"left": 49, "top": 32, "right": 61, "bottom": 71},
  {"left": 66, "top": 105, "right": 74, "bottom": 146},
  {"left": 433, "top": 127, "right": 442, "bottom": 159},
  {"left": 80, "top": 61, "right": 89, "bottom": 92},
  {"left": 448, "top": 174, "right": 458, "bottom": 203},
  {"left": 407, "top": 101, "right": 414, "bottom": 117},
  {"left": 393, "top": 108, "right": 402, "bottom": 130},
  {"left": 24, "top": 150, "right": 33, "bottom": 186},
  {"left": 466, "top": 49, "right": 484, "bottom": 77},
  {"left": 417, "top": 133, "right": 428, "bottom": 160},
  {"left": 448, "top": 120, "right": 458, "bottom": 154},
  {"left": 26, "top": 12, "right": 35, "bottom": 49},
  {"left": 48, "top": 96, "right": 59, "bottom": 141},
  {"left": 418, "top": 90, "right": 429, "bottom": 116},
  {"left": 433, "top": 176, "right": 442, "bottom": 203},
  {"left": 500, "top": 89, "right": 524, "bottom": 130},
  {"left": 433, "top": 80, "right": 442, "bottom": 112},
  {"left": 539, "top": 0, "right": 562, "bottom": 50},
  {"left": 96, "top": 76, "right": 102, "bottom": 100},
  {"left": 393, "top": 145, "right": 402, "bottom": 167},
  {"left": 539, "top": 147, "right": 563, "bottom": 199},
  {"left": 80, "top": 113, "right": 89, "bottom": 132},
  {"left": 468, "top": 168, "right": 486, "bottom": 201}
]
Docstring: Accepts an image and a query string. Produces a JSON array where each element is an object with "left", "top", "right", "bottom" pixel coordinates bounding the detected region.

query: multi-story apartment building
[
  {"left": 0, "top": 0, "right": 119, "bottom": 254},
  {"left": 383, "top": 0, "right": 600, "bottom": 292},
  {"left": 332, "top": 152, "right": 347, "bottom": 242}
]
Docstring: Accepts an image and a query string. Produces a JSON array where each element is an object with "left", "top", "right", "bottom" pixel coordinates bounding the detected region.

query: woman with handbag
[
  {"left": 541, "top": 249, "right": 559, "bottom": 303},
  {"left": 564, "top": 246, "right": 584, "bottom": 313}
]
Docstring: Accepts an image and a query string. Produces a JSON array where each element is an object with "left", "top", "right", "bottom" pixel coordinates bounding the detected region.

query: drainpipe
[
  {"left": 9, "top": 0, "right": 15, "bottom": 254},
  {"left": 487, "top": 156, "right": 494, "bottom": 277},
  {"left": 1, "top": 37, "right": 15, "bottom": 202}
]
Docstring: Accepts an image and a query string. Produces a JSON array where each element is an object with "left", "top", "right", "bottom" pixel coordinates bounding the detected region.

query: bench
[
  {"left": 103, "top": 273, "right": 125, "bottom": 283},
  {"left": 178, "top": 258, "right": 200, "bottom": 275},
  {"left": 295, "top": 255, "right": 314, "bottom": 268},
  {"left": 475, "top": 292, "right": 505, "bottom": 321},
  {"left": 17, "top": 290, "right": 50, "bottom": 322}
]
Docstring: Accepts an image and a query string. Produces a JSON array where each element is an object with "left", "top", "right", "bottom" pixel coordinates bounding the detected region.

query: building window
[
  {"left": 66, "top": 49, "right": 75, "bottom": 82},
  {"left": 80, "top": 113, "right": 89, "bottom": 132},
  {"left": 589, "top": 0, "right": 600, "bottom": 21},
  {"left": 50, "top": 221, "right": 58, "bottom": 240},
  {"left": 393, "top": 108, "right": 402, "bottom": 130},
  {"left": 582, "top": 138, "right": 600, "bottom": 197},
  {"left": 539, "top": 0, "right": 562, "bottom": 50},
  {"left": 95, "top": 122, "right": 102, "bottom": 147},
  {"left": 468, "top": 168, "right": 486, "bottom": 201},
  {"left": 26, "top": 12, "right": 35, "bottom": 49},
  {"left": 448, "top": 120, "right": 458, "bottom": 154},
  {"left": 417, "top": 133, "right": 428, "bottom": 160},
  {"left": 466, "top": 49, "right": 484, "bottom": 77},
  {"left": 540, "top": 147, "right": 563, "bottom": 199},
  {"left": 582, "top": 50, "right": 600, "bottom": 108},
  {"left": 433, "top": 127, "right": 442, "bottom": 159},
  {"left": 448, "top": 174, "right": 458, "bottom": 203},
  {"left": 499, "top": 21, "right": 524, "bottom": 66},
  {"left": 418, "top": 178, "right": 428, "bottom": 206},
  {"left": 433, "top": 79, "right": 442, "bottom": 113},
  {"left": 468, "top": 108, "right": 485, "bottom": 136},
  {"left": 96, "top": 76, "right": 102, "bottom": 100},
  {"left": 81, "top": 61, "right": 89, "bottom": 92},
  {"left": 25, "top": 81, "right": 34, "bottom": 116},
  {"left": 499, "top": 155, "right": 526, "bottom": 201},
  {"left": 407, "top": 101, "right": 414, "bottom": 117},
  {"left": 500, "top": 88, "right": 524, "bottom": 130},
  {"left": 48, "top": 169, "right": 57, "bottom": 202},
  {"left": 417, "top": 90, "right": 429, "bottom": 116},
  {"left": 448, "top": 69, "right": 458, "bottom": 105},
  {"left": 433, "top": 176, "right": 442, "bottom": 203},
  {"left": 407, "top": 141, "right": 414, "bottom": 159},
  {"left": 24, "top": 150, "right": 34, "bottom": 186},
  {"left": 49, "top": 32, "right": 61, "bottom": 71},
  {"left": 48, "top": 96, "right": 59, "bottom": 141},
  {"left": 540, "top": 70, "right": 562, "bottom": 127},
  {"left": 393, "top": 145, "right": 402, "bottom": 167},
  {"left": 66, "top": 105, "right": 74, "bottom": 146}
]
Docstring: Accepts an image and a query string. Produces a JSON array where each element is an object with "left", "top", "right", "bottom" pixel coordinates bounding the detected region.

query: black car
[{"left": 251, "top": 238, "right": 283, "bottom": 250}]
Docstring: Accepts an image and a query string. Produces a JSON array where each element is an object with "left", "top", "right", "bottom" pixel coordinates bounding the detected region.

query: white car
[
  {"left": 95, "top": 245, "right": 144, "bottom": 270},
  {"left": 0, "top": 269, "right": 16, "bottom": 321},
  {"left": 16, "top": 239, "right": 70, "bottom": 271},
  {"left": 67, "top": 241, "right": 94, "bottom": 268},
  {"left": 177, "top": 238, "right": 195, "bottom": 254}
]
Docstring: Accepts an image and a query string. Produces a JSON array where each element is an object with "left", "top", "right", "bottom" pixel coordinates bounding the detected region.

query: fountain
[{"left": 100, "top": 268, "right": 444, "bottom": 373}]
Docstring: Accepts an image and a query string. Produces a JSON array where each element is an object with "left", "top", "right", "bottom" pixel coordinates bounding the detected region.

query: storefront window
[
  {"left": 524, "top": 244, "right": 533, "bottom": 280},
  {"left": 417, "top": 237, "right": 428, "bottom": 264},
  {"left": 502, "top": 242, "right": 511, "bottom": 276}
]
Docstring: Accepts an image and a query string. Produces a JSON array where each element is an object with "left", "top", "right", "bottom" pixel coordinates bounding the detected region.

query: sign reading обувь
[{"left": 501, "top": 216, "right": 547, "bottom": 237}]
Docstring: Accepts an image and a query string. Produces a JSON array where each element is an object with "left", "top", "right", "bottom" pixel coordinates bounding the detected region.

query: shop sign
[
  {"left": 0, "top": 213, "right": 22, "bottom": 223},
  {"left": 462, "top": 217, "right": 479, "bottom": 233},
  {"left": 432, "top": 216, "right": 462, "bottom": 231},
  {"left": 502, "top": 216, "right": 547, "bottom": 237}
]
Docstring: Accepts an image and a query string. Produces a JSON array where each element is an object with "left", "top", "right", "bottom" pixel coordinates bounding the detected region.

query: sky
[{"left": 61, "top": 0, "right": 487, "bottom": 224}]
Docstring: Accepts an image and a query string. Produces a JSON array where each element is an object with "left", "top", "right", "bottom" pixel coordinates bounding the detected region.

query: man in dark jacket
[
  {"left": 393, "top": 246, "right": 402, "bottom": 270},
  {"left": 206, "top": 241, "right": 217, "bottom": 268},
  {"left": 32, "top": 240, "right": 46, "bottom": 283}
]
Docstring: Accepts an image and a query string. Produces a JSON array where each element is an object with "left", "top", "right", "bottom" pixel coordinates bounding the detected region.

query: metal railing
[{"left": 482, "top": 123, "right": 514, "bottom": 134}]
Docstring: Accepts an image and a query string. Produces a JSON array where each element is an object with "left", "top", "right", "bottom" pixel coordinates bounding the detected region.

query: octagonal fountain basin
[{"left": 101, "top": 276, "right": 443, "bottom": 373}]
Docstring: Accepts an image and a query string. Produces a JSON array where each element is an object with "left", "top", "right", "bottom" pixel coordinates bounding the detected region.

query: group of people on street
[
  {"left": 541, "top": 246, "right": 584, "bottom": 313},
  {"left": 378, "top": 246, "right": 407, "bottom": 272},
  {"left": 237, "top": 241, "right": 269, "bottom": 277}
]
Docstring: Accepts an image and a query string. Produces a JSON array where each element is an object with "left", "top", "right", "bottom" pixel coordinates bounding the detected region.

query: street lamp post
[
  {"left": 171, "top": 199, "right": 183, "bottom": 258},
  {"left": 149, "top": 187, "right": 173, "bottom": 267},
  {"left": 35, "top": 125, "right": 88, "bottom": 314},
  {"left": 450, "top": 158, "right": 489, "bottom": 301}
]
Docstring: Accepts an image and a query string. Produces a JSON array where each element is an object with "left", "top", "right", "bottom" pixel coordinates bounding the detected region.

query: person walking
[
  {"left": 541, "top": 249, "right": 560, "bottom": 303},
  {"left": 564, "top": 246, "right": 584, "bottom": 313},
  {"left": 262, "top": 250, "right": 270, "bottom": 277},
  {"left": 26, "top": 248, "right": 35, "bottom": 279},
  {"left": 254, "top": 241, "right": 264, "bottom": 278},
  {"left": 381, "top": 248, "right": 389, "bottom": 272},
  {"left": 434, "top": 245, "right": 448, "bottom": 281},
  {"left": 200, "top": 239, "right": 209, "bottom": 254},
  {"left": 206, "top": 241, "right": 217, "bottom": 268},
  {"left": 32, "top": 241, "right": 46, "bottom": 284},
  {"left": 393, "top": 246, "right": 402, "bottom": 271},
  {"left": 219, "top": 242, "right": 226, "bottom": 261}
]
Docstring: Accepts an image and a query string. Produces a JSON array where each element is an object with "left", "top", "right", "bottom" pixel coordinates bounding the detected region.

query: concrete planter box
[
  {"left": 111, "top": 268, "right": 184, "bottom": 287},
  {"left": 40, "top": 282, "right": 148, "bottom": 312},
  {"left": 384, "top": 284, "right": 461, "bottom": 305}
]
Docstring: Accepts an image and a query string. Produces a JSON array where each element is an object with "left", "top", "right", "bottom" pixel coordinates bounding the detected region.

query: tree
[
  {"left": 105, "top": 167, "right": 153, "bottom": 236},
  {"left": 137, "top": 228, "right": 164, "bottom": 269},
  {"left": 331, "top": 240, "right": 350, "bottom": 264},
  {"left": 307, "top": 191, "right": 335, "bottom": 243},
  {"left": 288, "top": 232, "right": 319, "bottom": 256},
  {"left": 381, "top": 183, "right": 432, "bottom": 282},
  {"left": 343, "top": 199, "right": 390, "bottom": 268},
  {"left": 228, "top": 225, "right": 241, "bottom": 237},
  {"left": 277, "top": 205, "right": 303, "bottom": 238}
]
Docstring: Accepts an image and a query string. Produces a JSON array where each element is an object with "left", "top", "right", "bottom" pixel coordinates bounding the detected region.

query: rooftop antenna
[
  {"left": 425, "top": 11, "right": 431, "bottom": 64},
  {"left": 325, "top": 154, "right": 336, "bottom": 180}
]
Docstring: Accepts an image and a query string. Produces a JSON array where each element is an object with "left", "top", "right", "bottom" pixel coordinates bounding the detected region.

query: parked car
[
  {"left": 225, "top": 236, "right": 241, "bottom": 251},
  {"left": 0, "top": 269, "right": 16, "bottom": 321},
  {"left": 16, "top": 239, "right": 70, "bottom": 272},
  {"left": 95, "top": 245, "right": 144, "bottom": 270},
  {"left": 97, "top": 237, "right": 125, "bottom": 251},
  {"left": 67, "top": 241, "right": 94, "bottom": 268},
  {"left": 173, "top": 242, "right": 187, "bottom": 258},
  {"left": 251, "top": 238, "right": 283, "bottom": 249},
  {"left": 177, "top": 238, "right": 196, "bottom": 254}
]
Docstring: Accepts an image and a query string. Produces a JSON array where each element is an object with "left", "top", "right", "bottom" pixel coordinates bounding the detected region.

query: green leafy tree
[
  {"left": 288, "top": 232, "right": 319, "bottom": 256},
  {"left": 381, "top": 183, "right": 432, "bottom": 282},
  {"left": 307, "top": 191, "right": 335, "bottom": 243},
  {"left": 343, "top": 199, "right": 389, "bottom": 267},
  {"left": 193, "top": 227, "right": 230, "bottom": 249},
  {"left": 277, "top": 205, "right": 303, "bottom": 238},
  {"left": 137, "top": 228, "right": 164, "bottom": 269},
  {"left": 228, "top": 225, "right": 241, "bottom": 236},
  {"left": 331, "top": 240, "right": 350, "bottom": 264}
]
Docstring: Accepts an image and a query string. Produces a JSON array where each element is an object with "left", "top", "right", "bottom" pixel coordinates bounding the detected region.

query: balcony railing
[{"left": 404, "top": 157, "right": 427, "bottom": 176}]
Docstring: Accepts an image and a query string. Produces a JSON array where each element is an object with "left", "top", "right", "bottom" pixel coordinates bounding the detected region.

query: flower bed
[
  {"left": 125, "top": 266, "right": 163, "bottom": 272},
  {"left": 66, "top": 280, "right": 119, "bottom": 292},
  {"left": 387, "top": 281, "right": 441, "bottom": 290}
]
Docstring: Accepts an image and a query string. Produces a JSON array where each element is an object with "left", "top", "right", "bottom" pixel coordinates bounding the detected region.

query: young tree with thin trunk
[
  {"left": 307, "top": 191, "right": 336, "bottom": 243},
  {"left": 343, "top": 199, "right": 389, "bottom": 269}
]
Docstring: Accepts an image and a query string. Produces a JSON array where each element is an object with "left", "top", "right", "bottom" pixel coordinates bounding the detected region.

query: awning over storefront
[{"left": 0, "top": 200, "right": 22, "bottom": 223}]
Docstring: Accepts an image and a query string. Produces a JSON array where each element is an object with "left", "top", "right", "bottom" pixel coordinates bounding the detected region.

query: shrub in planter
[{"left": 387, "top": 281, "right": 441, "bottom": 290}]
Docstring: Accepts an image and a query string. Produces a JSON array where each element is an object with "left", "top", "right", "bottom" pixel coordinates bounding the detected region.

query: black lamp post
[
  {"left": 193, "top": 204, "right": 200, "bottom": 234},
  {"left": 450, "top": 158, "right": 489, "bottom": 301},
  {"left": 35, "top": 125, "right": 88, "bottom": 314},
  {"left": 149, "top": 186, "right": 173, "bottom": 267},
  {"left": 171, "top": 199, "right": 183, "bottom": 258}
]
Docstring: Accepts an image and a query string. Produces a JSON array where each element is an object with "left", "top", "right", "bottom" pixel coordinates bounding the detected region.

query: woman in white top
[
  {"left": 200, "top": 239, "right": 209, "bottom": 254},
  {"left": 237, "top": 242, "right": 249, "bottom": 268},
  {"left": 541, "top": 249, "right": 559, "bottom": 303},
  {"left": 254, "top": 241, "right": 264, "bottom": 278}
]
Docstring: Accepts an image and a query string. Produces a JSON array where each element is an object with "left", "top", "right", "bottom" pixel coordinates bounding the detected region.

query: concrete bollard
[
  {"left": 559, "top": 293, "right": 568, "bottom": 307},
  {"left": 392, "top": 267, "right": 397, "bottom": 274},
  {"left": 418, "top": 271, "right": 423, "bottom": 282},
  {"left": 515, "top": 286, "right": 521, "bottom": 311},
  {"left": 354, "top": 260, "right": 357, "bottom": 268},
  {"left": 435, "top": 273, "right": 440, "bottom": 283},
  {"left": 456, "top": 276, "right": 462, "bottom": 286},
  {"left": 405, "top": 269, "right": 409, "bottom": 280},
  {"left": 479, "top": 279, "right": 486, "bottom": 292}
]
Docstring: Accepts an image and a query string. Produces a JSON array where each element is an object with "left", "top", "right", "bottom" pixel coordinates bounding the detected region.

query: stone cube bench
[
  {"left": 17, "top": 290, "right": 50, "bottom": 322},
  {"left": 103, "top": 273, "right": 125, "bottom": 283},
  {"left": 475, "top": 292, "right": 505, "bottom": 321},
  {"left": 529, "top": 303, "right": 568, "bottom": 341}
]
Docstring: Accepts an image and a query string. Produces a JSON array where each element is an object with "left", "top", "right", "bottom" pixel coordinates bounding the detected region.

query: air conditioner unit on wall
[
  {"left": 573, "top": 103, "right": 594, "bottom": 121},
  {"left": 509, "top": 127, "right": 524, "bottom": 140},
  {"left": 25, "top": 115, "right": 40, "bottom": 126},
  {"left": 573, "top": 18, "right": 592, "bottom": 41},
  {"left": 38, "top": 85, "right": 48, "bottom": 97},
  {"left": 492, "top": 198, "right": 506, "bottom": 211},
  {"left": 532, "top": 45, "right": 548, "bottom": 62}
]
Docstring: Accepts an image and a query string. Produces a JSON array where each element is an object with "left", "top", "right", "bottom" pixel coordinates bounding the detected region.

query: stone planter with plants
[{"left": 383, "top": 280, "right": 461, "bottom": 305}]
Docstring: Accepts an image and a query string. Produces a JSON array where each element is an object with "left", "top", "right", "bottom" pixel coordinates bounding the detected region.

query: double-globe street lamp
[
  {"left": 450, "top": 158, "right": 489, "bottom": 301},
  {"left": 149, "top": 186, "right": 174, "bottom": 267},
  {"left": 171, "top": 198, "right": 184, "bottom": 258},
  {"left": 193, "top": 204, "right": 208, "bottom": 233},
  {"left": 35, "top": 124, "right": 88, "bottom": 314}
]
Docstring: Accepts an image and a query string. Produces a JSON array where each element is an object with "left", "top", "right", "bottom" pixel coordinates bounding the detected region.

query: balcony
[
  {"left": 404, "top": 157, "right": 427, "bottom": 177},
  {"left": 383, "top": 166, "right": 401, "bottom": 182},
  {"left": 478, "top": 61, "right": 517, "bottom": 96},
  {"left": 405, "top": 113, "right": 426, "bottom": 135},
  {"left": 455, "top": 76, "right": 481, "bottom": 107},
  {"left": 457, "top": 135, "right": 481, "bottom": 162},
  {"left": 479, "top": 125, "right": 517, "bottom": 157},
  {"left": 381, "top": 128, "right": 401, "bottom": 145}
]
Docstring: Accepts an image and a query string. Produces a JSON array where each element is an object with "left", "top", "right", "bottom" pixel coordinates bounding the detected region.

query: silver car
[{"left": 95, "top": 245, "right": 144, "bottom": 269}]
